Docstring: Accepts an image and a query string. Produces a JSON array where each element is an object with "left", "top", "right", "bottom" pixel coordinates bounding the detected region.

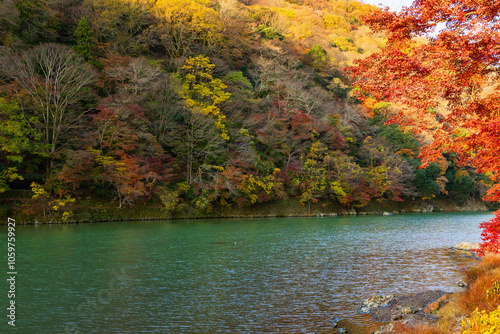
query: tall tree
[
  {"left": 177, "top": 56, "right": 231, "bottom": 185},
  {"left": 74, "top": 17, "right": 97, "bottom": 64},
  {"left": 4, "top": 43, "right": 96, "bottom": 170},
  {"left": 347, "top": 0, "right": 500, "bottom": 255}
]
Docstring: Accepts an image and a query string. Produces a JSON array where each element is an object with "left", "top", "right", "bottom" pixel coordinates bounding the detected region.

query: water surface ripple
[{"left": 0, "top": 212, "right": 490, "bottom": 333}]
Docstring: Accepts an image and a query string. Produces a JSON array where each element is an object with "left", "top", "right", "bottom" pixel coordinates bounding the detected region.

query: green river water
[{"left": 0, "top": 212, "right": 492, "bottom": 333}]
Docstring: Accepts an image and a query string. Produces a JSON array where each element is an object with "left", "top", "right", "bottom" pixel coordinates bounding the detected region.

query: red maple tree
[{"left": 347, "top": 0, "right": 500, "bottom": 255}]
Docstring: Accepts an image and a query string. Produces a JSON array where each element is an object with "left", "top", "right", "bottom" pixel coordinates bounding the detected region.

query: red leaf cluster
[{"left": 347, "top": 0, "right": 500, "bottom": 253}]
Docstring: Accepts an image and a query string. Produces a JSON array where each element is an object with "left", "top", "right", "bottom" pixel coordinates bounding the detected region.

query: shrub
[
  {"left": 460, "top": 255, "right": 500, "bottom": 314},
  {"left": 257, "top": 25, "right": 283, "bottom": 40},
  {"left": 459, "top": 305, "right": 500, "bottom": 334},
  {"left": 390, "top": 322, "right": 443, "bottom": 334}
]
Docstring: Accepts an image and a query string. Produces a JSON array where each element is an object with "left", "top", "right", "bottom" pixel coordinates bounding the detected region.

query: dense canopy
[{"left": 348, "top": 0, "right": 500, "bottom": 254}]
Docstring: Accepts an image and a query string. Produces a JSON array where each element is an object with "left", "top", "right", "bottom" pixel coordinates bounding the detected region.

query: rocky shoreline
[
  {"left": 354, "top": 244, "right": 481, "bottom": 334},
  {"left": 359, "top": 291, "right": 449, "bottom": 333}
]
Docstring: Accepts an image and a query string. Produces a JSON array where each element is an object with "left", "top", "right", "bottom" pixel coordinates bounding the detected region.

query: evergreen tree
[{"left": 74, "top": 17, "right": 96, "bottom": 64}]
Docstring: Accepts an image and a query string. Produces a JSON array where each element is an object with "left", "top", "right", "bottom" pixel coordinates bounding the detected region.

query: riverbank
[
  {"left": 365, "top": 253, "right": 500, "bottom": 334},
  {"left": 1, "top": 196, "right": 496, "bottom": 224}
]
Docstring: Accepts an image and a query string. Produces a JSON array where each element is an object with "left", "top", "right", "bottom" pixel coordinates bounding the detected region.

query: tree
[
  {"left": 307, "top": 44, "right": 328, "bottom": 71},
  {"left": 84, "top": 0, "right": 153, "bottom": 53},
  {"left": 57, "top": 105, "right": 164, "bottom": 208},
  {"left": 15, "top": 0, "right": 58, "bottom": 43},
  {"left": 0, "top": 99, "right": 46, "bottom": 193},
  {"left": 74, "top": 17, "right": 97, "bottom": 65},
  {"left": 147, "top": 0, "right": 222, "bottom": 58},
  {"left": 4, "top": 44, "right": 96, "bottom": 169},
  {"left": 176, "top": 56, "right": 231, "bottom": 185},
  {"left": 347, "top": 0, "right": 500, "bottom": 254},
  {"left": 293, "top": 142, "right": 329, "bottom": 213}
]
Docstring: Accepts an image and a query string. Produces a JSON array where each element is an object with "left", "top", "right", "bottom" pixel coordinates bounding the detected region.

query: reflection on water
[{"left": 0, "top": 212, "right": 490, "bottom": 333}]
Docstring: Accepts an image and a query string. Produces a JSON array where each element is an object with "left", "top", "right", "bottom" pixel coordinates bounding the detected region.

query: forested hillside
[{"left": 0, "top": 0, "right": 493, "bottom": 221}]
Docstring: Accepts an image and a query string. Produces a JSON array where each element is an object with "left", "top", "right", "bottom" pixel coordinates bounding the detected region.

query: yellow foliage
[
  {"left": 31, "top": 182, "right": 75, "bottom": 221},
  {"left": 1, "top": 168, "right": 23, "bottom": 193},
  {"left": 331, "top": 36, "right": 358, "bottom": 52},
  {"left": 51, "top": 196, "right": 76, "bottom": 212},
  {"left": 459, "top": 306, "right": 500, "bottom": 334},
  {"left": 323, "top": 14, "right": 350, "bottom": 31},
  {"left": 158, "top": 186, "right": 180, "bottom": 212},
  {"left": 94, "top": 153, "right": 115, "bottom": 166},
  {"left": 275, "top": 7, "right": 295, "bottom": 18},
  {"left": 149, "top": 0, "right": 222, "bottom": 56},
  {"left": 237, "top": 168, "right": 282, "bottom": 203},
  {"left": 331, "top": 180, "right": 347, "bottom": 198},
  {"left": 486, "top": 281, "right": 500, "bottom": 301},
  {"left": 31, "top": 182, "right": 48, "bottom": 199},
  {"left": 182, "top": 56, "right": 231, "bottom": 140}
]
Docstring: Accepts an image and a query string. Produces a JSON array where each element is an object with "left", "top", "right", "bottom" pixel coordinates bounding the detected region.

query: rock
[
  {"left": 381, "top": 323, "right": 394, "bottom": 332},
  {"left": 332, "top": 317, "right": 342, "bottom": 327},
  {"left": 458, "top": 280, "right": 468, "bottom": 288},
  {"left": 453, "top": 242, "right": 479, "bottom": 251},
  {"left": 368, "top": 290, "right": 448, "bottom": 323},
  {"left": 358, "top": 295, "right": 396, "bottom": 314},
  {"left": 337, "top": 328, "right": 348, "bottom": 334},
  {"left": 383, "top": 211, "right": 392, "bottom": 216},
  {"left": 401, "top": 306, "right": 412, "bottom": 314}
]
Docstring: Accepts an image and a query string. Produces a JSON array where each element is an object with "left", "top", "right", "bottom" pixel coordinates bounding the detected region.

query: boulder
[{"left": 358, "top": 295, "right": 395, "bottom": 314}]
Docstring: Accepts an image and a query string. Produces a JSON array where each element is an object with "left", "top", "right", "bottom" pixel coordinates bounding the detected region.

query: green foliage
[
  {"left": 445, "top": 168, "right": 476, "bottom": 203},
  {"left": 224, "top": 71, "right": 253, "bottom": 91},
  {"left": 307, "top": 44, "right": 327, "bottom": 71},
  {"left": 74, "top": 17, "right": 98, "bottom": 65},
  {"left": 0, "top": 99, "right": 46, "bottom": 193},
  {"left": 379, "top": 124, "right": 419, "bottom": 152},
  {"left": 15, "top": 0, "right": 57, "bottom": 43},
  {"left": 415, "top": 163, "right": 441, "bottom": 198},
  {"left": 257, "top": 25, "right": 283, "bottom": 40}
]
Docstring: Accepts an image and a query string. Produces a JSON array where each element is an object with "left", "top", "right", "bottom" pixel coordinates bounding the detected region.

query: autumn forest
[
  {"left": 0, "top": 0, "right": 497, "bottom": 226},
  {"left": 5, "top": 0, "right": 500, "bottom": 333}
]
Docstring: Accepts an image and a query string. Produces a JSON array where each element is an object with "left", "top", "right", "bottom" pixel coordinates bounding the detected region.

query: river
[{"left": 0, "top": 212, "right": 491, "bottom": 333}]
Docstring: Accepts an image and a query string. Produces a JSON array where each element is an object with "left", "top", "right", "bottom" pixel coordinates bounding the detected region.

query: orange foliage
[
  {"left": 347, "top": 1, "right": 500, "bottom": 254},
  {"left": 390, "top": 322, "right": 443, "bottom": 334}
]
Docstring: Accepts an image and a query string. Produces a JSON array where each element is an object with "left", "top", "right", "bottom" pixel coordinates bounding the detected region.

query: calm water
[{"left": 0, "top": 212, "right": 492, "bottom": 333}]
